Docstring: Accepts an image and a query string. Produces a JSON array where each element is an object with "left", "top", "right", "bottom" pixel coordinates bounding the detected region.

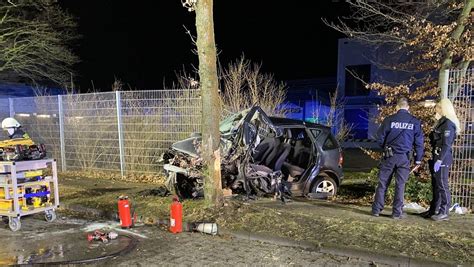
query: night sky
[{"left": 58, "top": 1, "right": 349, "bottom": 91}]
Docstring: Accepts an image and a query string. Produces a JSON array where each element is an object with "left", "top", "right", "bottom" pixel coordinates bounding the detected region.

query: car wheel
[{"left": 309, "top": 176, "right": 337, "bottom": 199}]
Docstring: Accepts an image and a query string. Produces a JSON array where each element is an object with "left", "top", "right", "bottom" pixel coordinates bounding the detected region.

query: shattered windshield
[{"left": 219, "top": 109, "right": 251, "bottom": 134}]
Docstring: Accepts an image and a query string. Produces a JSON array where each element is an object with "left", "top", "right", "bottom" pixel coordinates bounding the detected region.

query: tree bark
[
  {"left": 195, "top": 0, "right": 223, "bottom": 206},
  {"left": 438, "top": 0, "right": 473, "bottom": 98}
]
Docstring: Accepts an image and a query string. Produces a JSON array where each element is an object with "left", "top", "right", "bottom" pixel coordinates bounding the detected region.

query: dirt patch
[
  {"left": 61, "top": 170, "right": 166, "bottom": 185},
  {"left": 59, "top": 175, "right": 211, "bottom": 222}
]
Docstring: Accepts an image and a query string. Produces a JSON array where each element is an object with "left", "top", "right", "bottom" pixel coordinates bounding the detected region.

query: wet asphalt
[{"left": 0, "top": 214, "right": 379, "bottom": 266}]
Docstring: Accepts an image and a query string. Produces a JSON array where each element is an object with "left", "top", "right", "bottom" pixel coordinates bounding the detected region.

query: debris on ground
[
  {"left": 403, "top": 202, "right": 426, "bottom": 214},
  {"left": 87, "top": 230, "right": 118, "bottom": 243},
  {"left": 138, "top": 186, "right": 170, "bottom": 197},
  {"left": 142, "top": 217, "right": 218, "bottom": 235},
  {"left": 450, "top": 203, "right": 469, "bottom": 215},
  {"left": 194, "top": 222, "right": 218, "bottom": 235},
  {"left": 59, "top": 173, "right": 474, "bottom": 264}
]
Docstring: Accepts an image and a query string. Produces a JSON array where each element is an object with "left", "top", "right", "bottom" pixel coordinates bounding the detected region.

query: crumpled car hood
[
  {"left": 171, "top": 136, "right": 201, "bottom": 158},
  {"left": 170, "top": 109, "right": 252, "bottom": 158},
  {"left": 218, "top": 109, "right": 250, "bottom": 133}
]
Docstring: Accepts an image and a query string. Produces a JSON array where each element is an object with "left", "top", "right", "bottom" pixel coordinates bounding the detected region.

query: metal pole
[
  {"left": 440, "top": 69, "right": 450, "bottom": 99},
  {"left": 115, "top": 91, "right": 126, "bottom": 177},
  {"left": 9, "top": 98, "right": 14, "bottom": 117},
  {"left": 57, "top": 95, "right": 67, "bottom": 172},
  {"left": 11, "top": 163, "right": 19, "bottom": 217},
  {"left": 52, "top": 159, "right": 60, "bottom": 208}
]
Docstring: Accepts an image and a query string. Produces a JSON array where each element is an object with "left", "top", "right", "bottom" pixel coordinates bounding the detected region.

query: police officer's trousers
[
  {"left": 428, "top": 155, "right": 452, "bottom": 215},
  {"left": 372, "top": 153, "right": 410, "bottom": 216}
]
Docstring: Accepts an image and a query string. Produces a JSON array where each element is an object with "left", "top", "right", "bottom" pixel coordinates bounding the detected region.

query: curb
[
  {"left": 61, "top": 204, "right": 464, "bottom": 267},
  {"left": 225, "top": 230, "right": 460, "bottom": 267}
]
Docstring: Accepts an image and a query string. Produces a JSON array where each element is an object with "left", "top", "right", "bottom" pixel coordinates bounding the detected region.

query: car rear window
[{"left": 322, "top": 134, "right": 339, "bottom": 150}]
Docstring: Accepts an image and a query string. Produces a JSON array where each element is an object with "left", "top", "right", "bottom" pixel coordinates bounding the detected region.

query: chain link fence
[
  {"left": 447, "top": 68, "right": 473, "bottom": 209},
  {"left": 1, "top": 90, "right": 201, "bottom": 175}
]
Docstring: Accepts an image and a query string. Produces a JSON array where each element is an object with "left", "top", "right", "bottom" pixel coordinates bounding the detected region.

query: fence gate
[{"left": 447, "top": 68, "right": 473, "bottom": 209}]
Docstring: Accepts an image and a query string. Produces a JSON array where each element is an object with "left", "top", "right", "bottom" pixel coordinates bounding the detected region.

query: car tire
[{"left": 309, "top": 176, "right": 338, "bottom": 199}]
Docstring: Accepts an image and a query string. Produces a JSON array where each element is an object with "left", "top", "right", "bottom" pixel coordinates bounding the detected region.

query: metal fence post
[
  {"left": 440, "top": 69, "right": 450, "bottom": 99},
  {"left": 8, "top": 98, "right": 14, "bottom": 117},
  {"left": 57, "top": 95, "right": 67, "bottom": 172},
  {"left": 115, "top": 91, "right": 126, "bottom": 177}
]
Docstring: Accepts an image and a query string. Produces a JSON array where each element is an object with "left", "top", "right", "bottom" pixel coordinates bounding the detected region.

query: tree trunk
[
  {"left": 195, "top": 0, "right": 223, "bottom": 207},
  {"left": 438, "top": 0, "right": 473, "bottom": 98}
]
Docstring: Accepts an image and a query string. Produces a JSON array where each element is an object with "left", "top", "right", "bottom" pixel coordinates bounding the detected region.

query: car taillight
[{"left": 339, "top": 152, "right": 344, "bottom": 166}]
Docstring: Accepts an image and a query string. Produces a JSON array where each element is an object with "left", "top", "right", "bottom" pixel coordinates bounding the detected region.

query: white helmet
[{"left": 2, "top": 118, "right": 21, "bottom": 129}]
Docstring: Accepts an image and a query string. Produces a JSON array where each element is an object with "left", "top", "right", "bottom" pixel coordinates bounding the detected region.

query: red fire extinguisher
[
  {"left": 170, "top": 196, "right": 182, "bottom": 234},
  {"left": 118, "top": 195, "right": 135, "bottom": 229}
]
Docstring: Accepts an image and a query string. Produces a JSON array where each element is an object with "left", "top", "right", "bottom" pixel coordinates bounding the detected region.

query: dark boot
[{"left": 420, "top": 210, "right": 437, "bottom": 218}]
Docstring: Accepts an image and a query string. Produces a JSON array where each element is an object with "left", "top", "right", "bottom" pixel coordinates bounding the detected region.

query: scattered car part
[
  {"left": 145, "top": 217, "right": 218, "bottom": 235},
  {"left": 87, "top": 230, "right": 119, "bottom": 243},
  {"left": 194, "top": 222, "right": 218, "bottom": 235}
]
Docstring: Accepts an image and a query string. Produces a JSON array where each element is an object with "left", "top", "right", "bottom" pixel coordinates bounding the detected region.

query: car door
[
  {"left": 301, "top": 128, "right": 324, "bottom": 194},
  {"left": 240, "top": 106, "right": 277, "bottom": 148}
]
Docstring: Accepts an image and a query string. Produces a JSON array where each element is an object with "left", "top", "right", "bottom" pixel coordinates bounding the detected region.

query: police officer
[
  {"left": 420, "top": 99, "right": 460, "bottom": 221},
  {"left": 372, "top": 97, "right": 424, "bottom": 219},
  {"left": 1, "top": 118, "right": 30, "bottom": 139}
]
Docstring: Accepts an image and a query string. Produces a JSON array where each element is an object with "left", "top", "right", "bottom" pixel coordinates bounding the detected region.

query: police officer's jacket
[
  {"left": 10, "top": 128, "right": 30, "bottom": 139},
  {"left": 377, "top": 109, "right": 424, "bottom": 162},
  {"left": 430, "top": 116, "right": 457, "bottom": 164}
]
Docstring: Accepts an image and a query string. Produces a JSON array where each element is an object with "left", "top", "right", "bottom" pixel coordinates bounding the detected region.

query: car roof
[{"left": 269, "top": 117, "right": 331, "bottom": 130}]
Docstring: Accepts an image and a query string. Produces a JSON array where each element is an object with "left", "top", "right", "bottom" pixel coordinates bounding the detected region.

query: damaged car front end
[{"left": 163, "top": 106, "right": 343, "bottom": 200}]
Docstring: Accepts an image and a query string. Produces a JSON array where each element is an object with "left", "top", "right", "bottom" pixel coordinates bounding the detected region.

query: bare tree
[
  {"left": 173, "top": 56, "right": 287, "bottom": 118},
  {"left": 182, "top": 0, "right": 223, "bottom": 206},
  {"left": 324, "top": 0, "right": 473, "bottom": 95},
  {"left": 220, "top": 55, "right": 287, "bottom": 117},
  {"left": 325, "top": 90, "right": 353, "bottom": 143},
  {"left": 0, "top": 0, "right": 78, "bottom": 87},
  {"left": 324, "top": 0, "right": 473, "bottom": 180}
]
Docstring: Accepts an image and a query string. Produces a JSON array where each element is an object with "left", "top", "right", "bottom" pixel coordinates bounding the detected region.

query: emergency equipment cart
[{"left": 0, "top": 159, "right": 59, "bottom": 231}]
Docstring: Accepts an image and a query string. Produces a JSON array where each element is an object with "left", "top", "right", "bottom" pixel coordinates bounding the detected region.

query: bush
[
  {"left": 219, "top": 56, "right": 287, "bottom": 117},
  {"left": 367, "top": 167, "right": 433, "bottom": 205}
]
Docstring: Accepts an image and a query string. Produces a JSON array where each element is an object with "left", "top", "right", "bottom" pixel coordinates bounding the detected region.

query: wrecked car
[{"left": 162, "top": 106, "right": 344, "bottom": 200}]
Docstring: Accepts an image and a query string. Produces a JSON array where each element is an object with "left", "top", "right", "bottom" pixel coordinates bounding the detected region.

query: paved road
[
  {"left": 108, "top": 226, "right": 377, "bottom": 266},
  {"left": 0, "top": 215, "right": 378, "bottom": 266}
]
